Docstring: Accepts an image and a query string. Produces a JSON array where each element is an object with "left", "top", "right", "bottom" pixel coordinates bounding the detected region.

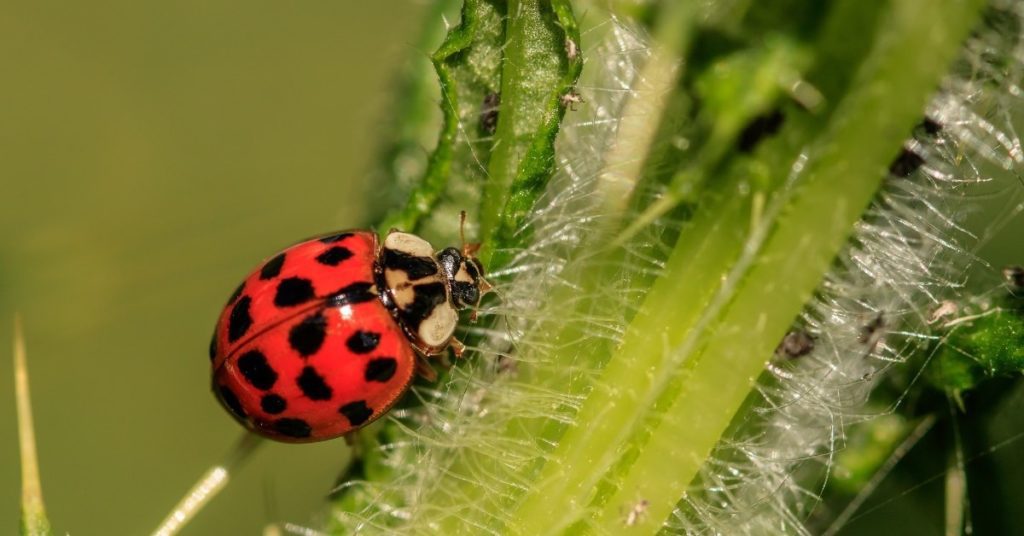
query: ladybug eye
[{"left": 465, "top": 258, "right": 484, "bottom": 279}]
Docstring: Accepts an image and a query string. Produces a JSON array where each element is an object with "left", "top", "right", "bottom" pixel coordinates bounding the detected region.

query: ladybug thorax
[{"left": 377, "top": 231, "right": 481, "bottom": 355}]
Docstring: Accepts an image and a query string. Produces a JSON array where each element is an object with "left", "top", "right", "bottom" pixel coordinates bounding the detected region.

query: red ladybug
[{"left": 209, "top": 229, "right": 489, "bottom": 442}]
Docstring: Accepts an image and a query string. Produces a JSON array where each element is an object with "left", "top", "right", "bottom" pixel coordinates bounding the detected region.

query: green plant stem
[
  {"left": 150, "top": 433, "right": 263, "bottom": 536},
  {"left": 510, "top": 0, "right": 986, "bottom": 533},
  {"left": 14, "top": 316, "right": 52, "bottom": 536}
]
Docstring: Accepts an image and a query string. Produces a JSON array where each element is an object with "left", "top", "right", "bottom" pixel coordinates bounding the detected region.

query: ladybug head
[{"left": 436, "top": 247, "right": 491, "bottom": 310}]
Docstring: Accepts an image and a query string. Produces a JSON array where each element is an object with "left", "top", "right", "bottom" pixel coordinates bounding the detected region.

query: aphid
[
  {"left": 859, "top": 312, "right": 887, "bottom": 355},
  {"left": 209, "top": 225, "right": 490, "bottom": 442},
  {"left": 564, "top": 37, "right": 579, "bottom": 61},
  {"left": 560, "top": 89, "right": 583, "bottom": 111},
  {"left": 624, "top": 499, "right": 649, "bottom": 527},
  {"left": 928, "top": 300, "right": 959, "bottom": 324},
  {"left": 775, "top": 328, "right": 815, "bottom": 359},
  {"left": 888, "top": 146, "right": 925, "bottom": 177},
  {"left": 480, "top": 92, "right": 500, "bottom": 135},
  {"left": 920, "top": 116, "right": 943, "bottom": 136}
]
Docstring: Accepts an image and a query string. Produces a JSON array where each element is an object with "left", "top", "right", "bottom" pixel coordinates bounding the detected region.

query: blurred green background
[{"left": 0, "top": 2, "right": 425, "bottom": 534}]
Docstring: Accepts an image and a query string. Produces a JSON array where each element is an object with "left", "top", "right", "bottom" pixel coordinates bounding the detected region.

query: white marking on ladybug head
[{"left": 454, "top": 264, "right": 474, "bottom": 284}]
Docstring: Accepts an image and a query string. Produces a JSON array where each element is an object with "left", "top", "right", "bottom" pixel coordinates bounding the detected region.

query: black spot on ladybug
[
  {"left": 889, "top": 148, "right": 925, "bottom": 177},
  {"left": 289, "top": 311, "right": 327, "bottom": 356},
  {"left": 737, "top": 109, "right": 784, "bottom": 153},
  {"left": 346, "top": 330, "right": 380, "bottom": 354},
  {"left": 228, "top": 296, "right": 253, "bottom": 343},
  {"left": 218, "top": 386, "right": 247, "bottom": 421},
  {"left": 382, "top": 248, "right": 439, "bottom": 280},
  {"left": 208, "top": 332, "right": 218, "bottom": 361},
  {"left": 227, "top": 281, "right": 245, "bottom": 305},
  {"left": 328, "top": 282, "right": 377, "bottom": 306},
  {"left": 320, "top": 232, "right": 353, "bottom": 244},
  {"left": 316, "top": 246, "right": 353, "bottom": 266},
  {"left": 297, "top": 366, "right": 333, "bottom": 400},
  {"left": 261, "top": 393, "right": 287, "bottom": 414},
  {"left": 364, "top": 357, "right": 397, "bottom": 383},
  {"left": 274, "top": 277, "right": 316, "bottom": 307},
  {"left": 237, "top": 350, "right": 278, "bottom": 390},
  {"left": 274, "top": 418, "right": 311, "bottom": 438},
  {"left": 339, "top": 400, "right": 373, "bottom": 427},
  {"left": 260, "top": 253, "right": 286, "bottom": 280}
]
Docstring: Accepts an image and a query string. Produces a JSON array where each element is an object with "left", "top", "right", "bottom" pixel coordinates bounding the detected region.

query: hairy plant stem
[{"left": 509, "top": 0, "right": 986, "bottom": 532}]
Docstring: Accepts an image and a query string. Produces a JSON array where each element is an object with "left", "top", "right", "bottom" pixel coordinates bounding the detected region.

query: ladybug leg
[
  {"left": 415, "top": 358, "right": 438, "bottom": 382},
  {"left": 449, "top": 337, "right": 466, "bottom": 359}
]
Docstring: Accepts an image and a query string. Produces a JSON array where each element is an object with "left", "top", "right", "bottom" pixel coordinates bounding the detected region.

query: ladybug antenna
[
  {"left": 459, "top": 211, "right": 482, "bottom": 258},
  {"left": 459, "top": 210, "right": 467, "bottom": 249}
]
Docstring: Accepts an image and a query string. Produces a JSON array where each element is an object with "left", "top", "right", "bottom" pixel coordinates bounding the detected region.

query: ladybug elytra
[{"left": 209, "top": 229, "right": 489, "bottom": 442}]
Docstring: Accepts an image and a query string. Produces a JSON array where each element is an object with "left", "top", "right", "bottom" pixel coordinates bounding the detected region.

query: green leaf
[
  {"left": 379, "top": 0, "right": 508, "bottom": 241},
  {"left": 927, "top": 298, "right": 1024, "bottom": 394},
  {"left": 478, "top": 0, "right": 583, "bottom": 267}
]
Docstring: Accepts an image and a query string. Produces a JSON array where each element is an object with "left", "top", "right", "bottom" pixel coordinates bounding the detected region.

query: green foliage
[
  {"left": 927, "top": 297, "right": 1024, "bottom": 394},
  {"left": 479, "top": 0, "right": 583, "bottom": 267}
]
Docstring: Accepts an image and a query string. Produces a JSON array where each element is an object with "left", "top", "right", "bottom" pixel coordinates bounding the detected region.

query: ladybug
[{"left": 209, "top": 228, "right": 490, "bottom": 442}]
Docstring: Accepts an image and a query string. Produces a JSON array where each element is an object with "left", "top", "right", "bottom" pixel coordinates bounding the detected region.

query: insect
[
  {"left": 560, "top": 89, "right": 583, "bottom": 111},
  {"left": 480, "top": 92, "right": 501, "bottom": 135},
  {"left": 624, "top": 499, "right": 649, "bottom": 527},
  {"left": 775, "top": 328, "right": 815, "bottom": 359},
  {"left": 209, "top": 226, "right": 490, "bottom": 442},
  {"left": 564, "top": 37, "right": 578, "bottom": 61},
  {"left": 858, "top": 312, "right": 886, "bottom": 356}
]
